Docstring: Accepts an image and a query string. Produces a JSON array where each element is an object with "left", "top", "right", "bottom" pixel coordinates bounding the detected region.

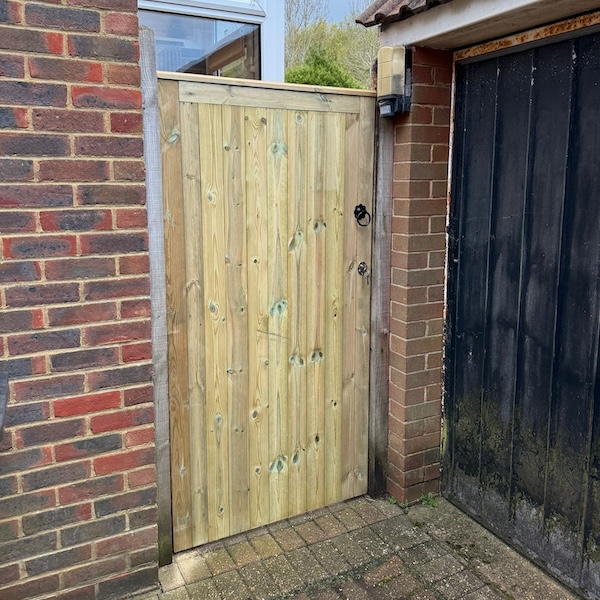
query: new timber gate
[
  {"left": 158, "top": 74, "right": 376, "bottom": 552},
  {"left": 444, "top": 27, "right": 600, "bottom": 596}
]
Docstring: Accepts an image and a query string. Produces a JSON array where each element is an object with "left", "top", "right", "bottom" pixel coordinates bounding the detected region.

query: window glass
[{"left": 139, "top": 9, "right": 260, "bottom": 79}]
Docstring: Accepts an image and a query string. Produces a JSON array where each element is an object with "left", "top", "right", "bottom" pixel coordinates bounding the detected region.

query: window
[
  {"left": 138, "top": 1, "right": 284, "bottom": 82},
  {"left": 138, "top": 10, "right": 260, "bottom": 78}
]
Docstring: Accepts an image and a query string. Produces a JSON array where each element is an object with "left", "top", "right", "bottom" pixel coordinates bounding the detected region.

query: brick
[
  {"left": 26, "top": 4, "right": 100, "bottom": 32},
  {"left": 0, "top": 159, "right": 33, "bottom": 181},
  {"left": 0, "top": 448, "right": 52, "bottom": 478},
  {"left": 94, "top": 446, "right": 155, "bottom": 475},
  {"left": 12, "top": 374, "right": 84, "bottom": 402},
  {"left": 0, "top": 132, "right": 69, "bottom": 156},
  {"left": 95, "top": 486, "right": 155, "bottom": 517},
  {"left": 124, "top": 385, "right": 152, "bottom": 406},
  {"left": 0, "top": 260, "right": 40, "bottom": 283},
  {"left": 55, "top": 390, "right": 121, "bottom": 417},
  {"left": 75, "top": 135, "right": 143, "bottom": 157},
  {"left": 49, "top": 301, "right": 117, "bottom": 326},
  {"left": 84, "top": 320, "right": 151, "bottom": 346},
  {"left": 84, "top": 276, "right": 150, "bottom": 300},
  {"left": 4, "top": 235, "right": 76, "bottom": 259},
  {"left": 45, "top": 257, "right": 116, "bottom": 280},
  {"left": 121, "top": 298, "right": 151, "bottom": 319},
  {"left": 61, "top": 515, "right": 126, "bottom": 548},
  {"left": 129, "top": 505, "right": 157, "bottom": 529},
  {"left": 97, "top": 566, "right": 158, "bottom": 600},
  {"left": 0, "top": 107, "right": 28, "bottom": 129},
  {"left": 116, "top": 207, "right": 147, "bottom": 229},
  {"left": 88, "top": 363, "right": 153, "bottom": 390},
  {"left": 41, "top": 209, "right": 112, "bottom": 231},
  {"left": 130, "top": 546, "right": 158, "bottom": 569},
  {"left": 0, "top": 531, "right": 57, "bottom": 563},
  {"left": 62, "top": 556, "right": 127, "bottom": 590},
  {"left": 119, "top": 254, "right": 149, "bottom": 275},
  {"left": 29, "top": 56, "right": 102, "bottom": 83},
  {"left": 78, "top": 184, "right": 145, "bottom": 205},
  {"left": 69, "top": 35, "right": 139, "bottom": 62},
  {"left": 39, "top": 160, "right": 110, "bottom": 182},
  {"left": 0, "top": 184, "right": 73, "bottom": 208},
  {"left": 2, "top": 356, "right": 38, "bottom": 379},
  {"left": 122, "top": 341, "right": 153, "bottom": 363},
  {"left": 0, "top": 55, "right": 24, "bottom": 78},
  {"left": 22, "top": 461, "right": 90, "bottom": 492},
  {"left": 107, "top": 64, "right": 140, "bottom": 86},
  {"left": 50, "top": 347, "right": 118, "bottom": 372},
  {"left": 128, "top": 466, "right": 156, "bottom": 488},
  {"left": 18, "top": 418, "right": 85, "bottom": 447},
  {"left": 5, "top": 401, "right": 50, "bottom": 428},
  {"left": 113, "top": 160, "right": 145, "bottom": 181},
  {"left": 0, "top": 26, "right": 63, "bottom": 55},
  {"left": 111, "top": 112, "right": 143, "bottom": 134},
  {"left": 96, "top": 526, "right": 156, "bottom": 557},
  {"left": 72, "top": 86, "right": 142, "bottom": 110},
  {"left": 0, "top": 519, "right": 19, "bottom": 544},
  {"left": 22, "top": 504, "right": 92, "bottom": 535},
  {"left": 66, "top": 0, "right": 138, "bottom": 10},
  {"left": 0, "top": 563, "right": 20, "bottom": 586},
  {"left": 8, "top": 328, "right": 79, "bottom": 356},
  {"left": 0, "top": 212, "right": 35, "bottom": 234},
  {"left": 414, "top": 47, "right": 452, "bottom": 67},
  {"left": 59, "top": 474, "right": 124, "bottom": 504},
  {"left": 104, "top": 12, "right": 138, "bottom": 36},
  {"left": 26, "top": 545, "right": 92, "bottom": 577},
  {"left": 55, "top": 433, "right": 121, "bottom": 462},
  {"left": 90, "top": 406, "right": 154, "bottom": 433},
  {"left": 0, "top": 573, "right": 59, "bottom": 600},
  {"left": 0, "top": 81, "right": 67, "bottom": 109},
  {"left": 0, "top": 2, "right": 21, "bottom": 24},
  {"left": 80, "top": 231, "right": 147, "bottom": 254},
  {"left": 0, "top": 475, "right": 17, "bottom": 496},
  {"left": 33, "top": 108, "right": 104, "bottom": 133}
]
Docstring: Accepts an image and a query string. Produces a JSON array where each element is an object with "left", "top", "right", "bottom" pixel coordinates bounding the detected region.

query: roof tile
[{"left": 356, "top": 0, "right": 454, "bottom": 27}]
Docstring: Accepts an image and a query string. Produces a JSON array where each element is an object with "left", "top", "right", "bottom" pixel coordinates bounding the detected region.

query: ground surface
[{"left": 134, "top": 497, "right": 578, "bottom": 599}]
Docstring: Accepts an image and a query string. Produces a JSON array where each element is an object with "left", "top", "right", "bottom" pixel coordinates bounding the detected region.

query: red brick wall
[
  {"left": 387, "top": 47, "right": 453, "bottom": 504},
  {"left": 0, "top": 1, "right": 157, "bottom": 598}
]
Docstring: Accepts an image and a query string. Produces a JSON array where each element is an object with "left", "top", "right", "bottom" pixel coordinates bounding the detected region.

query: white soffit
[{"left": 379, "top": 0, "right": 600, "bottom": 49}]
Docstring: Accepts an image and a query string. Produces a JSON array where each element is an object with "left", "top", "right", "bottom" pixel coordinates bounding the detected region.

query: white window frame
[{"left": 138, "top": 0, "right": 284, "bottom": 81}]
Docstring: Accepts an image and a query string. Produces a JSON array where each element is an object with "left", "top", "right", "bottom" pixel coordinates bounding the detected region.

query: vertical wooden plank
[
  {"left": 479, "top": 51, "right": 532, "bottom": 535},
  {"left": 342, "top": 110, "right": 359, "bottom": 501},
  {"left": 450, "top": 59, "right": 498, "bottom": 510},
  {"left": 510, "top": 40, "right": 572, "bottom": 555},
  {"left": 287, "top": 109, "right": 308, "bottom": 517},
  {"left": 306, "top": 111, "right": 327, "bottom": 511},
  {"left": 199, "top": 103, "right": 230, "bottom": 542},
  {"left": 267, "top": 109, "right": 289, "bottom": 522},
  {"left": 324, "top": 113, "right": 345, "bottom": 506},
  {"left": 222, "top": 105, "right": 250, "bottom": 536},
  {"left": 245, "top": 107, "right": 271, "bottom": 529},
  {"left": 354, "top": 97, "right": 375, "bottom": 497},
  {"left": 160, "top": 80, "right": 193, "bottom": 552},
  {"left": 546, "top": 33, "right": 600, "bottom": 582},
  {"left": 180, "top": 102, "right": 209, "bottom": 547}
]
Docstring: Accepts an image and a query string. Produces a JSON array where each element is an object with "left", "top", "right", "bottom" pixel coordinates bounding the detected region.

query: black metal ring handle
[{"left": 354, "top": 204, "right": 371, "bottom": 227}]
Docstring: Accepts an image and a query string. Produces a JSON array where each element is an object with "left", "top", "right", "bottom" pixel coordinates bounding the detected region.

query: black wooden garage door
[{"left": 444, "top": 29, "right": 600, "bottom": 596}]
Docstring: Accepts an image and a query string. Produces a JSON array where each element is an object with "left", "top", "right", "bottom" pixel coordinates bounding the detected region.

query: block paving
[{"left": 134, "top": 497, "right": 576, "bottom": 600}]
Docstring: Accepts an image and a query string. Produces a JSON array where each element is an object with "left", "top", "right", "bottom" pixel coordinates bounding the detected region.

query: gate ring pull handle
[{"left": 354, "top": 204, "right": 371, "bottom": 227}]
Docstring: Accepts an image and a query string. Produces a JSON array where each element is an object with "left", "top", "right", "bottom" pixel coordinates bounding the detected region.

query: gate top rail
[{"left": 157, "top": 72, "right": 375, "bottom": 114}]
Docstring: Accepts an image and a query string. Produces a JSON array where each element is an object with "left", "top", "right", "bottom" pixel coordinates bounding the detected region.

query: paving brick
[
  {"left": 176, "top": 556, "right": 210, "bottom": 584},
  {"left": 212, "top": 570, "right": 252, "bottom": 600},
  {"left": 398, "top": 540, "right": 450, "bottom": 566},
  {"left": 433, "top": 570, "right": 485, "bottom": 599},
  {"left": 271, "top": 526, "right": 306, "bottom": 551},
  {"left": 203, "top": 548, "right": 236, "bottom": 576},
  {"left": 238, "top": 561, "right": 280, "bottom": 600},
  {"left": 186, "top": 578, "right": 219, "bottom": 600},
  {"left": 315, "top": 513, "right": 347, "bottom": 539},
  {"left": 249, "top": 534, "right": 282, "bottom": 558},
  {"left": 294, "top": 520, "right": 328, "bottom": 544},
  {"left": 362, "top": 556, "right": 405, "bottom": 586},
  {"left": 263, "top": 555, "right": 304, "bottom": 595},
  {"left": 158, "top": 563, "right": 185, "bottom": 592},
  {"left": 370, "top": 573, "right": 421, "bottom": 599},
  {"left": 415, "top": 554, "right": 465, "bottom": 584},
  {"left": 331, "top": 532, "right": 372, "bottom": 569},
  {"left": 227, "top": 540, "right": 259, "bottom": 567},
  {"left": 335, "top": 508, "right": 368, "bottom": 532},
  {"left": 310, "top": 540, "right": 351, "bottom": 577},
  {"left": 287, "top": 547, "right": 328, "bottom": 586}
]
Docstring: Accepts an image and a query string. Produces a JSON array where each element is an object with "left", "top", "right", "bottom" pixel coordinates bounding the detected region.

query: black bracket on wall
[{"left": 0, "top": 373, "right": 8, "bottom": 436}]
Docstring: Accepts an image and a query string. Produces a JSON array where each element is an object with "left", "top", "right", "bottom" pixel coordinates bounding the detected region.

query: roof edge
[{"left": 356, "top": 0, "right": 454, "bottom": 28}]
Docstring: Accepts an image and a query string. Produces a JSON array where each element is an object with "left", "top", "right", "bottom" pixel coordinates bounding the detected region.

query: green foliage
[
  {"left": 285, "top": 49, "right": 363, "bottom": 88},
  {"left": 419, "top": 492, "right": 439, "bottom": 508}
]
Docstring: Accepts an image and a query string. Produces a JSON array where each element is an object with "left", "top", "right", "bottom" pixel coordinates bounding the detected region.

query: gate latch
[{"left": 354, "top": 204, "right": 371, "bottom": 227}]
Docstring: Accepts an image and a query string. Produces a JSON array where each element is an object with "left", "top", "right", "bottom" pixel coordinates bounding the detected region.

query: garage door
[{"left": 444, "top": 29, "right": 600, "bottom": 596}]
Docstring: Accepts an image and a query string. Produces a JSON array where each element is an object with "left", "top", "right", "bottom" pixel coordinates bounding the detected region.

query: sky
[{"left": 326, "top": 0, "right": 355, "bottom": 22}]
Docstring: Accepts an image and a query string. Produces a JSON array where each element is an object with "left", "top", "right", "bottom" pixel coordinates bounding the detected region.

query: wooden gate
[
  {"left": 445, "top": 30, "right": 600, "bottom": 596},
  {"left": 158, "top": 74, "right": 375, "bottom": 552}
]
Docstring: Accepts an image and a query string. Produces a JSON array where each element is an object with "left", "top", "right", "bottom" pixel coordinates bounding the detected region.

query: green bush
[{"left": 285, "top": 50, "right": 364, "bottom": 89}]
